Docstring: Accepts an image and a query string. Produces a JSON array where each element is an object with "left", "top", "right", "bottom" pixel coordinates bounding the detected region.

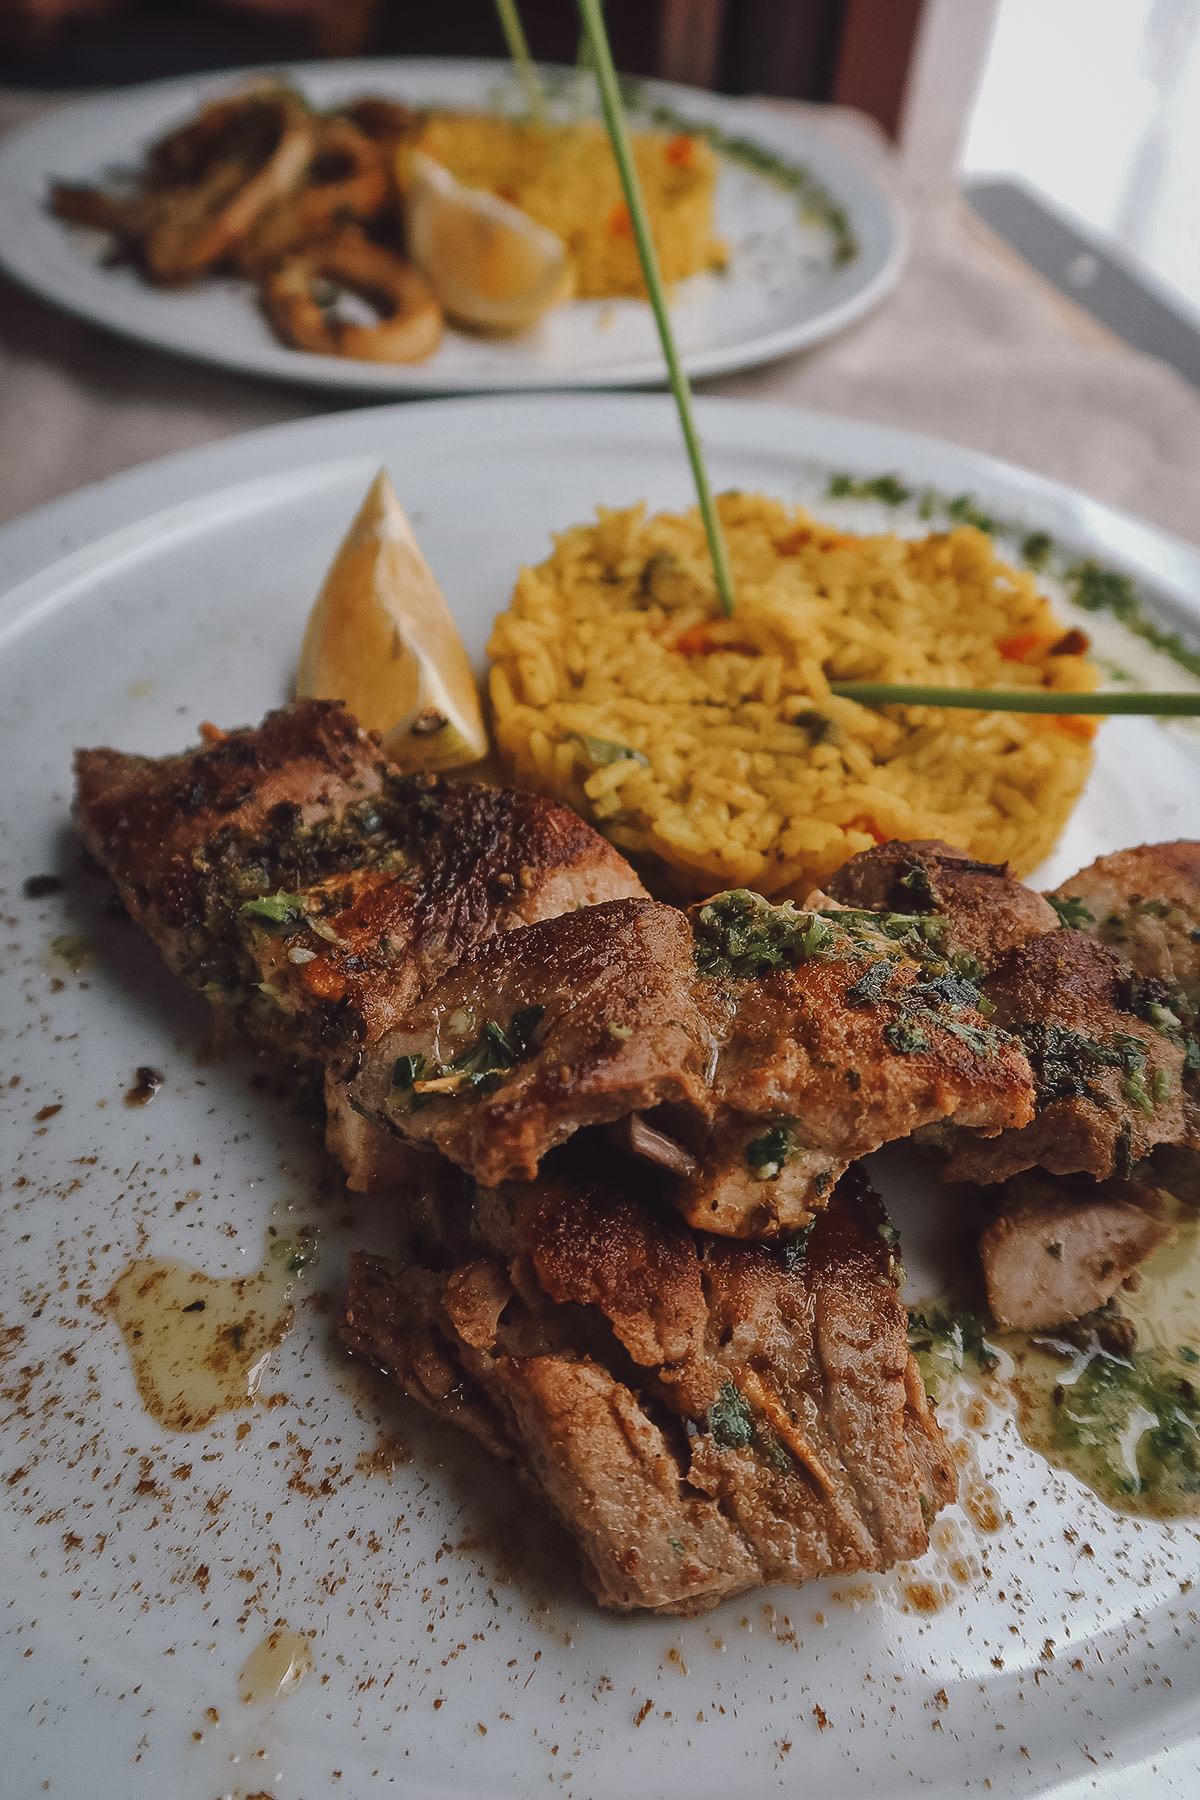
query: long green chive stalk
[
  {"left": 575, "top": 0, "right": 737, "bottom": 617},
  {"left": 493, "top": 0, "right": 546, "bottom": 123},
  {"left": 576, "top": 0, "right": 600, "bottom": 70},
  {"left": 830, "top": 683, "right": 1200, "bottom": 715}
]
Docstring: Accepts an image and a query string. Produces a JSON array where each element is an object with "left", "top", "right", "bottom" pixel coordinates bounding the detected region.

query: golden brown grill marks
[{"left": 341, "top": 1159, "right": 956, "bottom": 1614}]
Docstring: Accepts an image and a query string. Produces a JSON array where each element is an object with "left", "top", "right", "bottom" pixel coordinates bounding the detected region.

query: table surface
[{"left": 2, "top": 84, "right": 1199, "bottom": 551}]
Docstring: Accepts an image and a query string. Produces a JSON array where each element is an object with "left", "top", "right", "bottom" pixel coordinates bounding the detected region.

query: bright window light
[{"left": 962, "top": 0, "right": 1200, "bottom": 315}]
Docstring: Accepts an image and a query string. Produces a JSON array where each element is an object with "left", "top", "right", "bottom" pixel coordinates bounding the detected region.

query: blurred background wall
[{"left": 0, "top": 0, "right": 928, "bottom": 148}]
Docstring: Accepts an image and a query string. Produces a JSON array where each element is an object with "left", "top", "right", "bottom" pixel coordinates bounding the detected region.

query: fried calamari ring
[
  {"left": 145, "top": 93, "right": 275, "bottom": 188},
  {"left": 262, "top": 226, "right": 443, "bottom": 363},
  {"left": 142, "top": 91, "right": 315, "bottom": 284},
  {"left": 235, "top": 115, "right": 392, "bottom": 274},
  {"left": 337, "top": 96, "right": 423, "bottom": 146},
  {"left": 48, "top": 181, "right": 155, "bottom": 245}
]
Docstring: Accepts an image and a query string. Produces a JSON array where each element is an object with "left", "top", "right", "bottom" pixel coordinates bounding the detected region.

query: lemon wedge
[
  {"left": 402, "top": 148, "right": 575, "bottom": 334},
  {"left": 296, "top": 470, "right": 489, "bottom": 772}
]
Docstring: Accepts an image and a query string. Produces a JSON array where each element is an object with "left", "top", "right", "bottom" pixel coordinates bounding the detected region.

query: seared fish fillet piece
[
  {"left": 979, "top": 1170, "right": 1172, "bottom": 1331},
  {"left": 73, "top": 700, "right": 645, "bottom": 1139},
  {"left": 340, "top": 1153, "right": 957, "bottom": 1614},
  {"left": 1049, "top": 842, "right": 1200, "bottom": 1004},
  {"left": 821, "top": 839, "right": 1197, "bottom": 1187},
  {"left": 336, "top": 896, "right": 720, "bottom": 1189},
  {"left": 935, "top": 927, "right": 1191, "bottom": 1184},
  {"left": 1047, "top": 840, "right": 1200, "bottom": 1197},
  {"left": 689, "top": 891, "right": 1034, "bottom": 1234},
  {"left": 343, "top": 887, "right": 1034, "bottom": 1236},
  {"left": 820, "top": 837, "right": 1059, "bottom": 970}
]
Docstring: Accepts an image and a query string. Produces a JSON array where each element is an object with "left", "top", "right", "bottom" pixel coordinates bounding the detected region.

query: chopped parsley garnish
[
  {"left": 1021, "top": 530, "right": 1053, "bottom": 570},
  {"left": 1015, "top": 1021, "right": 1165, "bottom": 1110},
  {"left": 392, "top": 1053, "right": 428, "bottom": 1091},
  {"left": 445, "top": 1006, "right": 546, "bottom": 1092},
  {"left": 570, "top": 732, "right": 649, "bottom": 769},
  {"left": 707, "top": 1382, "right": 754, "bottom": 1450},
  {"left": 692, "top": 890, "right": 836, "bottom": 979},
  {"left": 1067, "top": 560, "right": 1140, "bottom": 623},
  {"left": 745, "top": 1121, "right": 797, "bottom": 1180},
  {"left": 1065, "top": 559, "right": 1200, "bottom": 680},
  {"left": 907, "top": 971, "right": 982, "bottom": 1012},
  {"left": 644, "top": 102, "right": 860, "bottom": 264},
  {"left": 845, "top": 958, "right": 897, "bottom": 1007},
  {"left": 694, "top": 893, "right": 954, "bottom": 983},
  {"left": 941, "top": 1018, "right": 1004, "bottom": 1056},
  {"left": 945, "top": 493, "right": 997, "bottom": 534},
  {"left": 705, "top": 1382, "right": 793, "bottom": 1475},
  {"left": 1047, "top": 894, "right": 1096, "bottom": 930},
  {"left": 240, "top": 892, "right": 308, "bottom": 929},
  {"left": 827, "top": 472, "right": 911, "bottom": 505},
  {"left": 898, "top": 861, "right": 937, "bottom": 909},
  {"left": 884, "top": 1019, "right": 928, "bottom": 1055},
  {"left": 950, "top": 950, "right": 990, "bottom": 984},
  {"left": 821, "top": 908, "right": 949, "bottom": 960},
  {"left": 792, "top": 708, "right": 838, "bottom": 746},
  {"left": 391, "top": 1007, "right": 545, "bottom": 1103}
]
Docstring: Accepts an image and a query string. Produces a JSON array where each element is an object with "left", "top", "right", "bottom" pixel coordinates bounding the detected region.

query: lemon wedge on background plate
[
  {"left": 402, "top": 149, "right": 575, "bottom": 334},
  {"left": 296, "top": 469, "right": 489, "bottom": 772}
]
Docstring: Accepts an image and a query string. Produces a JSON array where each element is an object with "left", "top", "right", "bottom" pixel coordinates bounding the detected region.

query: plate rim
[
  {"left": 0, "top": 56, "right": 905, "bottom": 393},
  {"left": 2, "top": 391, "right": 1198, "bottom": 614}
]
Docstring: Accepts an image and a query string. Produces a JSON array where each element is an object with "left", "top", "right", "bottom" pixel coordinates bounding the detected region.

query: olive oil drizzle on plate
[
  {"left": 105, "top": 1231, "right": 315, "bottom": 1433},
  {"left": 914, "top": 1197, "right": 1200, "bottom": 1519}
]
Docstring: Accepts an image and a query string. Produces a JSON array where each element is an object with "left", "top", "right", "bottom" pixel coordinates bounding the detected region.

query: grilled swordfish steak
[
  {"left": 1050, "top": 841, "right": 1200, "bottom": 1204},
  {"left": 819, "top": 838, "right": 1199, "bottom": 1185},
  {"left": 1050, "top": 841, "right": 1200, "bottom": 1003},
  {"left": 967, "top": 841, "right": 1200, "bottom": 1333},
  {"left": 822, "top": 838, "right": 1200, "bottom": 1332},
  {"left": 73, "top": 707, "right": 958, "bottom": 1615},
  {"left": 341, "top": 1153, "right": 956, "bottom": 1614},
  {"left": 73, "top": 700, "right": 647, "bottom": 1181},
  {"left": 341, "top": 885, "right": 1035, "bottom": 1238}
]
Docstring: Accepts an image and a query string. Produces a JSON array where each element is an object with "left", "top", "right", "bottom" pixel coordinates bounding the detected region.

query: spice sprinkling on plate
[{"left": 124, "top": 1064, "right": 163, "bottom": 1107}]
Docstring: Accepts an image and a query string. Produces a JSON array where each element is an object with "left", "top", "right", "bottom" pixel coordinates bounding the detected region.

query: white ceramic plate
[
  {"left": 0, "top": 58, "right": 903, "bottom": 394},
  {"left": 3, "top": 395, "right": 1200, "bottom": 1800}
]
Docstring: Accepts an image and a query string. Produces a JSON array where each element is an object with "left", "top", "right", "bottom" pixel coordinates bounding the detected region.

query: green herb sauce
[
  {"left": 569, "top": 732, "right": 649, "bottom": 770},
  {"left": 907, "top": 1306, "right": 1001, "bottom": 1403},
  {"left": 916, "top": 1201, "right": 1200, "bottom": 1519},
  {"left": 1047, "top": 894, "right": 1096, "bottom": 929},
  {"left": 745, "top": 1120, "right": 797, "bottom": 1180},
  {"left": 390, "top": 1006, "right": 545, "bottom": 1106},
  {"left": 705, "top": 1381, "right": 793, "bottom": 1475},
  {"left": 241, "top": 892, "right": 309, "bottom": 930}
]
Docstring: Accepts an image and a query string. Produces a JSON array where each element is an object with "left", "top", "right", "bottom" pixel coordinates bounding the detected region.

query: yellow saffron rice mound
[
  {"left": 487, "top": 494, "right": 1100, "bottom": 900},
  {"left": 414, "top": 113, "right": 725, "bottom": 299}
]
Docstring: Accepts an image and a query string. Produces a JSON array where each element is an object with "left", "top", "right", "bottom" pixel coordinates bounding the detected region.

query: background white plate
[
  {"left": 3, "top": 395, "right": 1200, "bottom": 1800},
  {"left": 0, "top": 59, "right": 903, "bottom": 393}
]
